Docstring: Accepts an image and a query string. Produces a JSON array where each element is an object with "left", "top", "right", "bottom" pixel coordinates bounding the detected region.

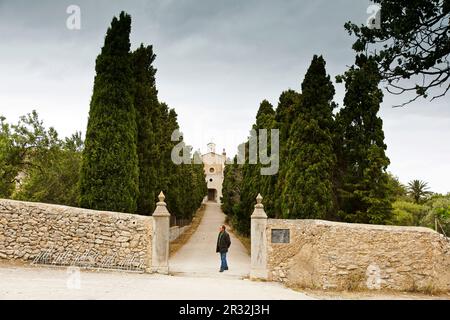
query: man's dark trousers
[{"left": 216, "top": 230, "right": 231, "bottom": 271}]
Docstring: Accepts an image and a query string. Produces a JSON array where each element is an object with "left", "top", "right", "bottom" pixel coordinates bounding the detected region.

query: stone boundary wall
[
  {"left": 170, "top": 226, "right": 189, "bottom": 242},
  {"left": 266, "top": 219, "right": 450, "bottom": 292},
  {"left": 0, "top": 199, "right": 152, "bottom": 271}
]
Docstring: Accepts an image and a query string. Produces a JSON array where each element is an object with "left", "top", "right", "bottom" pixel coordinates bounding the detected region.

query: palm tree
[{"left": 407, "top": 180, "right": 432, "bottom": 204}]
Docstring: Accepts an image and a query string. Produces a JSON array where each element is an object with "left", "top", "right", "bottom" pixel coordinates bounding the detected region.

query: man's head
[{"left": 219, "top": 225, "right": 226, "bottom": 232}]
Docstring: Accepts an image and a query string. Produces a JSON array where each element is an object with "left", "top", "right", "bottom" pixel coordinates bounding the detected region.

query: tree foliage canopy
[
  {"left": 132, "top": 44, "right": 160, "bottom": 215},
  {"left": 345, "top": 0, "right": 450, "bottom": 106},
  {"left": 0, "top": 111, "right": 83, "bottom": 206},
  {"left": 79, "top": 12, "right": 139, "bottom": 213},
  {"left": 222, "top": 55, "right": 394, "bottom": 234},
  {"left": 335, "top": 56, "right": 393, "bottom": 224},
  {"left": 2, "top": 13, "right": 206, "bottom": 220},
  {"left": 280, "top": 55, "right": 336, "bottom": 220},
  {"left": 407, "top": 179, "right": 432, "bottom": 204},
  {"left": 78, "top": 12, "right": 205, "bottom": 218}
]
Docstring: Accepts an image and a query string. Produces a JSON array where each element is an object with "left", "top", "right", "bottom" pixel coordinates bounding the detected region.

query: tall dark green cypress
[
  {"left": 192, "top": 150, "right": 207, "bottom": 210},
  {"left": 159, "top": 108, "right": 206, "bottom": 220},
  {"left": 79, "top": 12, "right": 139, "bottom": 213},
  {"left": 235, "top": 141, "right": 253, "bottom": 235},
  {"left": 336, "top": 55, "right": 393, "bottom": 224},
  {"left": 274, "top": 90, "right": 302, "bottom": 217},
  {"left": 255, "top": 101, "right": 277, "bottom": 217},
  {"left": 221, "top": 156, "right": 243, "bottom": 219},
  {"left": 280, "top": 55, "right": 336, "bottom": 219},
  {"left": 238, "top": 100, "right": 276, "bottom": 235},
  {"left": 275, "top": 90, "right": 302, "bottom": 149},
  {"left": 132, "top": 44, "right": 160, "bottom": 215},
  {"left": 158, "top": 106, "right": 182, "bottom": 217}
]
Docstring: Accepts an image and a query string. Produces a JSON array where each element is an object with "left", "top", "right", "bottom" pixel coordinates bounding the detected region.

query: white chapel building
[{"left": 201, "top": 142, "right": 226, "bottom": 202}]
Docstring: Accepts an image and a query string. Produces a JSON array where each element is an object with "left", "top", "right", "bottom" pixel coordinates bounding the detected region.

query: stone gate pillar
[
  {"left": 250, "top": 193, "right": 268, "bottom": 280},
  {"left": 151, "top": 191, "right": 170, "bottom": 274}
]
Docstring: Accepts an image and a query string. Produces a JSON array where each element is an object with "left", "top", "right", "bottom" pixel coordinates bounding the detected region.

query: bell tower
[
  {"left": 202, "top": 142, "right": 225, "bottom": 203},
  {"left": 207, "top": 142, "right": 216, "bottom": 153}
]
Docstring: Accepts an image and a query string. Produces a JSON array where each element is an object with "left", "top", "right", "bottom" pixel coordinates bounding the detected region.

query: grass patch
[
  {"left": 169, "top": 204, "right": 206, "bottom": 257},
  {"left": 405, "top": 278, "right": 443, "bottom": 296},
  {"left": 233, "top": 231, "right": 251, "bottom": 255},
  {"left": 224, "top": 215, "right": 251, "bottom": 255},
  {"left": 288, "top": 282, "right": 450, "bottom": 299},
  {"left": 344, "top": 272, "right": 365, "bottom": 292}
]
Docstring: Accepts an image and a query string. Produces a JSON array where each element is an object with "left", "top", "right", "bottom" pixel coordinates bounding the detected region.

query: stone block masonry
[
  {"left": 170, "top": 226, "right": 190, "bottom": 242},
  {"left": 266, "top": 219, "right": 450, "bottom": 292},
  {"left": 0, "top": 199, "right": 153, "bottom": 271}
]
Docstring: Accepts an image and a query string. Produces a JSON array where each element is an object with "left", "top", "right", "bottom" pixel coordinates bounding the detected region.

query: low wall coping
[
  {"left": 0, "top": 198, "right": 152, "bottom": 222},
  {"left": 267, "top": 218, "right": 438, "bottom": 234}
]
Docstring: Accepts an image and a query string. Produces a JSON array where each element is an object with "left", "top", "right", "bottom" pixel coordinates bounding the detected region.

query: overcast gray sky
[{"left": 0, "top": 0, "right": 449, "bottom": 193}]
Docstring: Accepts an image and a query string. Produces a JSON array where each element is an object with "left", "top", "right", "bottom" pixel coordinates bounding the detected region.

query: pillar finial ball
[
  {"left": 158, "top": 191, "right": 165, "bottom": 203},
  {"left": 256, "top": 193, "right": 263, "bottom": 204}
]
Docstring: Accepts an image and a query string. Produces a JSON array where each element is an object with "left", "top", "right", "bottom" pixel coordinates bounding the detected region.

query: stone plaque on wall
[{"left": 271, "top": 229, "right": 290, "bottom": 243}]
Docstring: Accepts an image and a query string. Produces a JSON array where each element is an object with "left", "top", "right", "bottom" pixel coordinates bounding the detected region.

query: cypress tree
[
  {"left": 280, "top": 55, "right": 336, "bottom": 219},
  {"left": 336, "top": 55, "right": 393, "bottom": 224},
  {"left": 132, "top": 44, "right": 160, "bottom": 215},
  {"left": 145, "top": 100, "right": 205, "bottom": 220},
  {"left": 274, "top": 90, "right": 302, "bottom": 217},
  {"left": 79, "top": 12, "right": 139, "bottom": 213},
  {"left": 238, "top": 100, "right": 276, "bottom": 234},
  {"left": 192, "top": 150, "right": 207, "bottom": 209},
  {"left": 221, "top": 156, "right": 243, "bottom": 219},
  {"left": 158, "top": 106, "right": 190, "bottom": 219},
  {"left": 255, "top": 100, "right": 277, "bottom": 217},
  {"left": 275, "top": 90, "right": 302, "bottom": 149},
  {"left": 158, "top": 108, "right": 206, "bottom": 220},
  {"left": 234, "top": 141, "right": 252, "bottom": 235}
]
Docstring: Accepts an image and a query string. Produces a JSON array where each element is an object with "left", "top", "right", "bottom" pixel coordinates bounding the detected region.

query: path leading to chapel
[{"left": 170, "top": 202, "right": 251, "bottom": 279}]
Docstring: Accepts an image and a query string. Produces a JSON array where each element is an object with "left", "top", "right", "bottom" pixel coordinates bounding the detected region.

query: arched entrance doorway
[{"left": 207, "top": 189, "right": 217, "bottom": 202}]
